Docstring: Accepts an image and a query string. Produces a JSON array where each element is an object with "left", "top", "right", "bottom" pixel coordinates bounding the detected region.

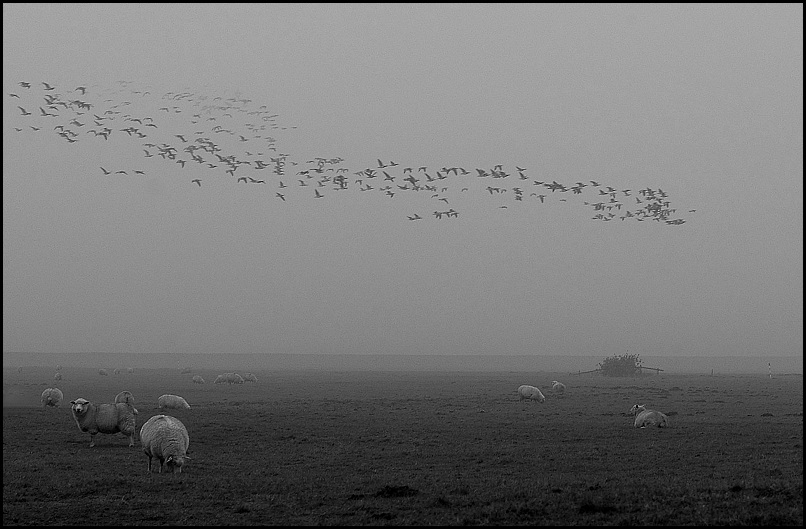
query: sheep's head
[
  {"left": 71, "top": 398, "right": 90, "bottom": 415},
  {"left": 166, "top": 454, "right": 190, "bottom": 473},
  {"left": 629, "top": 404, "right": 646, "bottom": 415}
]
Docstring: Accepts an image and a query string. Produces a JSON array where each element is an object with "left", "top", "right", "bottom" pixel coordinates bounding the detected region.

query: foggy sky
[{"left": 3, "top": 4, "right": 803, "bottom": 359}]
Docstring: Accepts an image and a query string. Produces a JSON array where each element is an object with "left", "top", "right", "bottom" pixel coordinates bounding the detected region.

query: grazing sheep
[
  {"left": 113, "top": 368, "right": 121, "bottom": 375},
  {"left": 55, "top": 364, "right": 62, "bottom": 372},
  {"left": 517, "top": 385, "right": 545, "bottom": 403},
  {"left": 114, "top": 390, "right": 137, "bottom": 412},
  {"left": 192, "top": 375, "right": 205, "bottom": 384},
  {"left": 158, "top": 394, "right": 191, "bottom": 410},
  {"left": 70, "top": 398, "right": 138, "bottom": 447},
  {"left": 180, "top": 366, "right": 192, "bottom": 374},
  {"left": 551, "top": 380, "right": 566, "bottom": 394},
  {"left": 242, "top": 373, "right": 258, "bottom": 383},
  {"left": 54, "top": 372, "right": 63, "bottom": 381},
  {"left": 630, "top": 404, "right": 669, "bottom": 428},
  {"left": 98, "top": 369, "right": 108, "bottom": 376},
  {"left": 213, "top": 374, "right": 226, "bottom": 384},
  {"left": 230, "top": 373, "right": 244, "bottom": 384},
  {"left": 41, "top": 388, "right": 64, "bottom": 407},
  {"left": 140, "top": 414, "right": 190, "bottom": 474}
]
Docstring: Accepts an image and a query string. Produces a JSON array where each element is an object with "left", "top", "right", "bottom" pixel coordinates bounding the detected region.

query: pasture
[{"left": 3, "top": 368, "right": 802, "bottom": 525}]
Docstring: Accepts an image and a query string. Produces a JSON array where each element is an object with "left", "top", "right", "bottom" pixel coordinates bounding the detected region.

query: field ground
[{"left": 3, "top": 369, "right": 803, "bottom": 525}]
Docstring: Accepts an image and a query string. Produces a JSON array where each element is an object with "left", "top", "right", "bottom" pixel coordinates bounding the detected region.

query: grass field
[{"left": 3, "top": 368, "right": 803, "bottom": 525}]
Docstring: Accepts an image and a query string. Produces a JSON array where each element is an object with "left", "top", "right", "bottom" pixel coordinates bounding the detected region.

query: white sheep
[
  {"left": 242, "top": 373, "right": 258, "bottom": 383},
  {"left": 551, "top": 380, "right": 566, "bottom": 394},
  {"left": 98, "top": 369, "right": 108, "bottom": 376},
  {"left": 140, "top": 414, "right": 191, "bottom": 474},
  {"left": 70, "top": 397, "right": 138, "bottom": 447},
  {"left": 180, "top": 366, "right": 192, "bottom": 374},
  {"left": 55, "top": 364, "right": 62, "bottom": 372},
  {"left": 213, "top": 374, "right": 226, "bottom": 384},
  {"left": 54, "top": 372, "right": 63, "bottom": 381},
  {"left": 192, "top": 375, "right": 205, "bottom": 384},
  {"left": 630, "top": 404, "right": 669, "bottom": 428},
  {"left": 158, "top": 394, "right": 191, "bottom": 410},
  {"left": 113, "top": 368, "right": 122, "bottom": 375},
  {"left": 127, "top": 367, "right": 134, "bottom": 374},
  {"left": 517, "top": 385, "right": 545, "bottom": 403},
  {"left": 41, "top": 388, "right": 64, "bottom": 407},
  {"left": 114, "top": 390, "right": 137, "bottom": 412},
  {"left": 230, "top": 373, "right": 244, "bottom": 384}
]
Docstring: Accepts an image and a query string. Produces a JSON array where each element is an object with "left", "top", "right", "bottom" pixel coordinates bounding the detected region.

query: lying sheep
[
  {"left": 192, "top": 375, "right": 205, "bottom": 384},
  {"left": 517, "top": 385, "right": 545, "bottom": 403},
  {"left": 114, "top": 391, "right": 138, "bottom": 413},
  {"left": 41, "top": 388, "right": 64, "bottom": 407},
  {"left": 98, "top": 369, "right": 108, "bottom": 376},
  {"left": 127, "top": 367, "right": 134, "bottom": 374},
  {"left": 158, "top": 394, "right": 191, "bottom": 410},
  {"left": 140, "top": 414, "right": 191, "bottom": 473},
  {"left": 70, "top": 397, "right": 138, "bottom": 447},
  {"left": 551, "top": 380, "right": 566, "bottom": 394},
  {"left": 53, "top": 372, "right": 62, "bottom": 381},
  {"left": 242, "top": 373, "right": 258, "bottom": 383},
  {"left": 630, "top": 404, "right": 669, "bottom": 428}
]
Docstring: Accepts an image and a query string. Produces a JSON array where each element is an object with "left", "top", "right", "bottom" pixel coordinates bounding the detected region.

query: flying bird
[
  {"left": 17, "top": 106, "right": 31, "bottom": 116},
  {"left": 191, "top": 179, "right": 202, "bottom": 187}
]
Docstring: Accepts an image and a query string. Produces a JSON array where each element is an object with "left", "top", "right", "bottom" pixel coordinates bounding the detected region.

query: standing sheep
[
  {"left": 70, "top": 398, "right": 138, "bottom": 447},
  {"left": 242, "top": 373, "right": 258, "bottom": 383},
  {"left": 517, "top": 385, "right": 545, "bottom": 403},
  {"left": 140, "top": 414, "right": 190, "bottom": 474},
  {"left": 551, "top": 380, "right": 566, "bottom": 394},
  {"left": 41, "top": 388, "right": 64, "bottom": 407},
  {"left": 192, "top": 375, "right": 205, "bottom": 384},
  {"left": 630, "top": 404, "right": 669, "bottom": 428},
  {"left": 54, "top": 372, "right": 63, "bottom": 381},
  {"left": 214, "top": 374, "right": 226, "bottom": 384},
  {"left": 113, "top": 368, "right": 122, "bottom": 375},
  {"left": 98, "top": 369, "right": 108, "bottom": 376},
  {"left": 158, "top": 394, "right": 191, "bottom": 410}
]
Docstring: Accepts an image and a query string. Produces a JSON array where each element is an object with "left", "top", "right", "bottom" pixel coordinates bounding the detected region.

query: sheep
[
  {"left": 54, "top": 372, "right": 63, "bottom": 381},
  {"left": 41, "top": 388, "right": 64, "bottom": 407},
  {"left": 127, "top": 367, "right": 134, "bottom": 374},
  {"left": 517, "top": 384, "right": 545, "bottom": 403},
  {"left": 114, "top": 390, "right": 137, "bottom": 412},
  {"left": 140, "top": 414, "right": 191, "bottom": 474},
  {"left": 551, "top": 380, "right": 566, "bottom": 394},
  {"left": 98, "top": 369, "right": 108, "bottom": 376},
  {"left": 158, "top": 394, "right": 191, "bottom": 410},
  {"left": 630, "top": 404, "right": 669, "bottom": 428},
  {"left": 230, "top": 373, "right": 244, "bottom": 384},
  {"left": 113, "top": 368, "right": 121, "bottom": 375},
  {"left": 70, "top": 397, "right": 138, "bottom": 447},
  {"left": 242, "top": 373, "right": 258, "bottom": 383},
  {"left": 192, "top": 375, "right": 205, "bottom": 384},
  {"left": 55, "top": 364, "right": 62, "bottom": 372},
  {"left": 213, "top": 374, "right": 226, "bottom": 384},
  {"left": 180, "top": 366, "right": 192, "bottom": 374}
]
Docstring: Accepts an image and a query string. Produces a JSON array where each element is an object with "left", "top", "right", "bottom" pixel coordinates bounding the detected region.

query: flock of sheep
[
  {"left": 35, "top": 367, "right": 267, "bottom": 473},
  {"left": 37, "top": 373, "right": 669, "bottom": 474}
]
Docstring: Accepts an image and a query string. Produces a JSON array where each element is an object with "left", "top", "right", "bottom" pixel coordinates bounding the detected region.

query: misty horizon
[{"left": 3, "top": 5, "right": 802, "bottom": 363}]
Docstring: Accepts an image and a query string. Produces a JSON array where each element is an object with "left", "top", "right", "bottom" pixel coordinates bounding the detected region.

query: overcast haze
[{"left": 3, "top": 4, "right": 802, "bottom": 365}]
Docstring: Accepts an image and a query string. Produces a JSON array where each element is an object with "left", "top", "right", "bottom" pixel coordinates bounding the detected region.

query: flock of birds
[{"left": 8, "top": 80, "right": 693, "bottom": 224}]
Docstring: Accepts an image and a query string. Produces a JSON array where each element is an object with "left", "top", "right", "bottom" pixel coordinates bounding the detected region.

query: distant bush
[{"left": 598, "top": 353, "right": 642, "bottom": 377}]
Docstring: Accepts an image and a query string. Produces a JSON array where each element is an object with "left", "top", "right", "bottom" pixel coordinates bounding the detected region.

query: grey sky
[{"left": 3, "top": 4, "right": 802, "bottom": 359}]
